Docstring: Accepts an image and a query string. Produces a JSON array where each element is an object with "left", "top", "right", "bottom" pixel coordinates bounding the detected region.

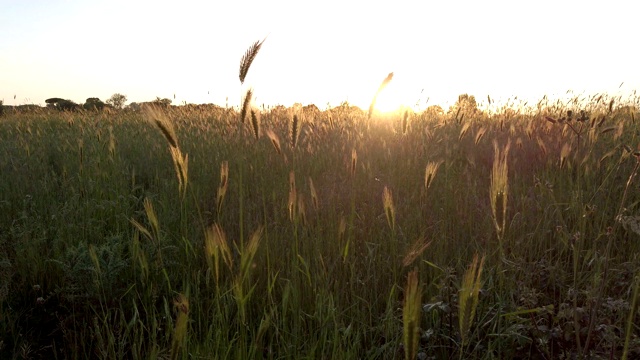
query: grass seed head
[
  {"left": 217, "top": 161, "right": 229, "bottom": 215},
  {"left": 265, "top": 129, "right": 282, "bottom": 155},
  {"left": 458, "top": 254, "right": 485, "bottom": 346},
  {"left": 240, "top": 88, "right": 253, "bottom": 124},
  {"left": 290, "top": 114, "right": 301, "bottom": 148},
  {"left": 250, "top": 109, "right": 261, "bottom": 139},
  {"left": 145, "top": 105, "right": 178, "bottom": 148},
  {"left": 239, "top": 38, "right": 265, "bottom": 84},
  {"left": 382, "top": 186, "right": 396, "bottom": 230}
]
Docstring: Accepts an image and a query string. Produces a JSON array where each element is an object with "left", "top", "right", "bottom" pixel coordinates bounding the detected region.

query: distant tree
[
  {"left": 127, "top": 102, "right": 141, "bottom": 111},
  {"left": 153, "top": 97, "right": 172, "bottom": 107},
  {"left": 84, "top": 97, "right": 105, "bottom": 111},
  {"left": 106, "top": 93, "right": 127, "bottom": 109},
  {"left": 0, "top": 100, "right": 3, "bottom": 117},
  {"left": 451, "top": 94, "right": 478, "bottom": 120},
  {"left": 46, "top": 98, "right": 80, "bottom": 111},
  {"left": 424, "top": 105, "right": 445, "bottom": 119}
]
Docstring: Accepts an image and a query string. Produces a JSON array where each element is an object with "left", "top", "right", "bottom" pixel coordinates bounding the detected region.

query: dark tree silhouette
[
  {"left": 46, "top": 98, "right": 80, "bottom": 111},
  {"left": 84, "top": 97, "right": 105, "bottom": 111}
]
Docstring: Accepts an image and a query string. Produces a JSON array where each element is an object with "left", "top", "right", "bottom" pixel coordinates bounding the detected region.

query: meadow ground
[{"left": 0, "top": 97, "right": 639, "bottom": 359}]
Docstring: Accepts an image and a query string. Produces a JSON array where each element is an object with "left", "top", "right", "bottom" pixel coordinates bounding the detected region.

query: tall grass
[{"left": 0, "top": 72, "right": 639, "bottom": 358}]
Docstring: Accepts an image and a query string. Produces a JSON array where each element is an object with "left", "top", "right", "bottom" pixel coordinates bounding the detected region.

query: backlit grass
[{"left": 0, "top": 94, "right": 639, "bottom": 359}]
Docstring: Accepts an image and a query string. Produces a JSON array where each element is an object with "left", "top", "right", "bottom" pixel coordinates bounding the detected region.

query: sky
[{"left": 1, "top": 0, "right": 638, "bottom": 112}]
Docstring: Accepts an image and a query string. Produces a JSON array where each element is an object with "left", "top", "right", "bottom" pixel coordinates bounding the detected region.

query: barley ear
[{"left": 239, "top": 38, "right": 266, "bottom": 84}]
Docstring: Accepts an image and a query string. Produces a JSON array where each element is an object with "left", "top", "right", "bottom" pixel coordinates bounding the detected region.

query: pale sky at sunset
[{"left": 1, "top": 0, "right": 638, "bottom": 111}]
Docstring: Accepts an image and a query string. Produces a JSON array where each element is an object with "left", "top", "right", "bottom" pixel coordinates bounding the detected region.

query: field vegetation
[{"left": 1, "top": 46, "right": 640, "bottom": 359}]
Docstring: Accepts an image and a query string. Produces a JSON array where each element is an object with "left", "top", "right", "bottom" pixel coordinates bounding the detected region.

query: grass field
[{"left": 0, "top": 94, "right": 639, "bottom": 359}]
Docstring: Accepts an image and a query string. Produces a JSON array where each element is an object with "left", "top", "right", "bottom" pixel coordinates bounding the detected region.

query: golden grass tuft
[
  {"left": 403, "top": 268, "right": 421, "bottom": 360},
  {"left": 239, "top": 38, "right": 265, "bottom": 84},
  {"left": 424, "top": 160, "right": 443, "bottom": 193}
]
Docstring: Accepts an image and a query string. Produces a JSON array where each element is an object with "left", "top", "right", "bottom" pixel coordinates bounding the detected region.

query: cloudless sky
[{"left": 1, "top": 0, "right": 638, "bottom": 111}]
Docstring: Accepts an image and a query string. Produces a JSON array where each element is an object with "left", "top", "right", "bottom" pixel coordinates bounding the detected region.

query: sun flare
[{"left": 371, "top": 84, "right": 408, "bottom": 115}]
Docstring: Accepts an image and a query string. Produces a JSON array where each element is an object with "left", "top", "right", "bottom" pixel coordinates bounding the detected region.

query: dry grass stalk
[
  {"left": 250, "top": 109, "right": 261, "bottom": 139},
  {"left": 382, "top": 186, "right": 396, "bottom": 230},
  {"left": 240, "top": 88, "right": 253, "bottom": 124},
  {"left": 216, "top": 161, "right": 229, "bottom": 215},
  {"left": 402, "top": 236, "right": 433, "bottom": 267},
  {"left": 239, "top": 38, "right": 265, "bottom": 84},
  {"left": 490, "top": 140, "right": 510, "bottom": 245},
  {"left": 403, "top": 268, "right": 421, "bottom": 360},
  {"left": 368, "top": 72, "right": 394, "bottom": 119},
  {"left": 459, "top": 253, "right": 485, "bottom": 346}
]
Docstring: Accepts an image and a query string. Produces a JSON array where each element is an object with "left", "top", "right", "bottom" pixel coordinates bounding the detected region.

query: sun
[{"left": 371, "top": 83, "right": 408, "bottom": 115}]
